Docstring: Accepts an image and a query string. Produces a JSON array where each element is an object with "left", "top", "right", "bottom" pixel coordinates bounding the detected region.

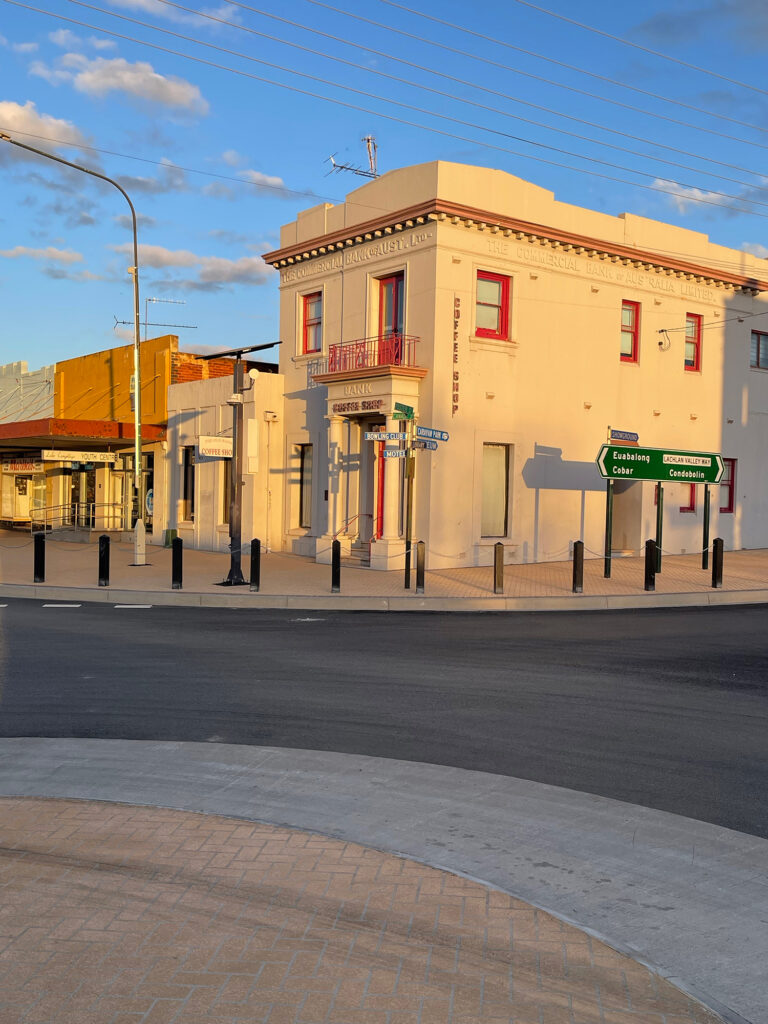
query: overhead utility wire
[
  {"left": 27, "top": 0, "right": 768, "bottom": 214},
  {"left": 144, "top": 0, "right": 765, "bottom": 194},
  {"left": 504, "top": 0, "right": 768, "bottom": 97},
  {"left": 164, "top": 0, "right": 768, "bottom": 188},
  {"left": 301, "top": 0, "right": 768, "bottom": 150},
  {"left": 7, "top": 0, "right": 768, "bottom": 221},
  {"left": 206, "top": 4, "right": 768, "bottom": 182},
  {"left": 363, "top": 0, "right": 768, "bottom": 135}
]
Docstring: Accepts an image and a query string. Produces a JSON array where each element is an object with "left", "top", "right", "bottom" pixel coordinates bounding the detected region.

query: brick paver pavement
[{"left": 0, "top": 799, "right": 723, "bottom": 1024}]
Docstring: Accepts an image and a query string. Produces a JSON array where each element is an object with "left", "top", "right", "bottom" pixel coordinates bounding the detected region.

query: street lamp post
[
  {"left": 197, "top": 342, "right": 281, "bottom": 585},
  {"left": 0, "top": 132, "right": 145, "bottom": 561}
]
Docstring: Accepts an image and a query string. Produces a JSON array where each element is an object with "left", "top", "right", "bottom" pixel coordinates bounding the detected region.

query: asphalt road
[{"left": 1, "top": 599, "right": 766, "bottom": 837}]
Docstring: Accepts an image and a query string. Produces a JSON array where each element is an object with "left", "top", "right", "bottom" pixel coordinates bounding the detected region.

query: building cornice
[{"left": 262, "top": 199, "right": 767, "bottom": 295}]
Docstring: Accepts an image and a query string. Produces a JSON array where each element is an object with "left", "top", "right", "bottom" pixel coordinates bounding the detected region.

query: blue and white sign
[
  {"left": 416, "top": 426, "right": 449, "bottom": 442},
  {"left": 364, "top": 432, "right": 407, "bottom": 441},
  {"left": 383, "top": 448, "right": 407, "bottom": 459},
  {"left": 609, "top": 429, "right": 639, "bottom": 444},
  {"left": 413, "top": 440, "right": 438, "bottom": 451}
]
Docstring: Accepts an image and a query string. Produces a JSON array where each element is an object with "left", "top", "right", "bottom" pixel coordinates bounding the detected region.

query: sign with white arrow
[
  {"left": 596, "top": 444, "right": 724, "bottom": 483},
  {"left": 416, "top": 426, "right": 449, "bottom": 442}
]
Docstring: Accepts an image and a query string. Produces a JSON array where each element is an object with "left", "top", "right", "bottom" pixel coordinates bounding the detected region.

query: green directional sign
[
  {"left": 596, "top": 444, "right": 724, "bottom": 484},
  {"left": 394, "top": 402, "right": 414, "bottom": 418},
  {"left": 392, "top": 411, "right": 412, "bottom": 420}
]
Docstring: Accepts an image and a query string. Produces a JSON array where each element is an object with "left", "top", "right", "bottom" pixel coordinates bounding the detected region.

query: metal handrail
[
  {"left": 333, "top": 512, "right": 373, "bottom": 540},
  {"left": 30, "top": 502, "right": 127, "bottom": 533},
  {"left": 312, "top": 332, "right": 420, "bottom": 377}
]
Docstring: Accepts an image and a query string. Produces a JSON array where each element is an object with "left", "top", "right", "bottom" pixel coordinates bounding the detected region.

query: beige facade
[
  {"left": 163, "top": 371, "right": 284, "bottom": 554},
  {"left": 265, "top": 161, "right": 768, "bottom": 568}
]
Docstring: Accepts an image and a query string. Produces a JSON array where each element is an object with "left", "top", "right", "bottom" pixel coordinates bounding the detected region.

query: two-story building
[{"left": 263, "top": 160, "right": 768, "bottom": 569}]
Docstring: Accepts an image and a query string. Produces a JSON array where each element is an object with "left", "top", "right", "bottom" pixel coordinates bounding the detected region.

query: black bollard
[
  {"left": 331, "top": 539, "right": 341, "bottom": 593},
  {"left": 494, "top": 542, "right": 504, "bottom": 595},
  {"left": 644, "top": 539, "right": 656, "bottom": 592},
  {"left": 33, "top": 532, "right": 45, "bottom": 583},
  {"left": 98, "top": 534, "right": 110, "bottom": 587},
  {"left": 416, "top": 540, "right": 425, "bottom": 594},
  {"left": 712, "top": 537, "right": 724, "bottom": 589},
  {"left": 172, "top": 537, "right": 183, "bottom": 590},
  {"left": 572, "top": 540, "right": 584, "bottom": 594},
  {"left": 250, "top": 538, "right": 261, "bottom": 593}
]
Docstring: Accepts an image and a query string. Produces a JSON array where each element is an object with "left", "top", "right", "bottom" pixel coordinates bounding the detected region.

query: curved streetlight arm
[{"left": 0, "top": 132, "right": 143, "bottom": 507}]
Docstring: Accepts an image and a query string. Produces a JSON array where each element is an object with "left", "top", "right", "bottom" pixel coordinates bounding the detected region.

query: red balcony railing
[{"left": 322, "top": 332, "right": 420, "bottom": 374}]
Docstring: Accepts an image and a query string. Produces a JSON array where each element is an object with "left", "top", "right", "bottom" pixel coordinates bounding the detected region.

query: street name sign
[
  {"left": 364, "top": 432, "right": 406, "bottom": 441},
  {"left": 413, "top": 440, "right": 438, "bottom": 451},
  {"left": 392, "top": 411, "right": 411, "bottom": 420},
  {"left": 416, "top": 426, "right": 450, "bottom": 441},
  {"left": 394, "top": 401, "right": 414, "bottom": 415},
  {"left": 383, "top": 448, "right": 407, "bottom": 459},
  {"left": 596, "top": 444, "right": 724, "bottom": 483},
  {"left": 609, "top": 429, "right": 639, "bottom": 444}
]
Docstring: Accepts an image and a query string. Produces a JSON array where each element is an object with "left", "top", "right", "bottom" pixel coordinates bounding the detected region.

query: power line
[
  {"left": 6, "top": 0, "right": 768, "bottom": 221},
  {"left": 300, "top": 0, "right": 768, "bottom": 150},
  {"left": 17, "top": 0, "right": 768, "bottom": 217},
  {"left": 364, "top": 0, "right": 768, "bottom": 134},
  {"left": 209, "top": 0, "right": 768, "bottom": 181},
  {"left": 141, "top": 0, "right": 768, "bottom": 195},
  {"left": 504, "top": 0, "right": 768, "bottom": 97}
]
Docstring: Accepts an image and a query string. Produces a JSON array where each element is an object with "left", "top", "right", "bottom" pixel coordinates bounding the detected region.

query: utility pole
[
  {"left": 0, "top": 131, "right": 145, "bottom": 563},
  {"left": 197, "top": 342, "right": 281, "bottom": 585}
]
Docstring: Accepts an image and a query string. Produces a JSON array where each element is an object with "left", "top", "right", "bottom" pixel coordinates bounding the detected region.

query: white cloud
[
  {"left": 116, "top": 159, "right": 188, "bottom": 195},
  {"left": 742, "top": 242, "right": 768, "bottom": 258},
  {"left": 0, "top": 245, "right": 83, "bottom": 264},
  {"left": 240, "top": 169, "right": 287, "bottom": 194},
  {"left": 0, "top": 34, "right": 8, "bottom": 47},
  {"left": 114, "top": 212, "right": 156, "bottom": 230},
  {"left": 221, "top": 149, "right": 242, "bottom": 167},
  {"left": 0, "top": 102, "right": 89, "bottom": 162},
  {"left": 31, "top": 54, "right": 208, "bottom": 113},
  {"left": 49, "top": 29, "right": 82, "bottom": 48},
  {"left": 12, "top": 41, "right": 38, "bottom": 53},
  {"left": 653, "top": 177, "right": 768, "bottom": 217},
  {"left": 48, "top": 30, "right": 116, "bottom": 51},
  {"left": 105, "top": 0, "right": 241, "bottom": 27},
  {"left": 202, "top": 182, "right": 235, "bottom": 200},
  {"left": 111, "top": 241, "right": 274, "bottom": 291}
]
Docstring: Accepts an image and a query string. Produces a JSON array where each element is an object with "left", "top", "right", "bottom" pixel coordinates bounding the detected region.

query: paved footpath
[
  {"left": 1, "top": 531, "right": 768, "bottom": 610},
  {"left": 0, "top": 796, "right": 725, "bottom": 1024}
]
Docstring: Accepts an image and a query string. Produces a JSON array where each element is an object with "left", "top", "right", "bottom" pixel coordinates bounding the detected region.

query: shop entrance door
[
  {"left": 14, "top": 477, "right": 31, "bottom": 521},
  {"left": 358, "top": 418, "right": 386, "bottom": 542},
  {"left": 71, "top": 468, "right": 96, "bottom": 527}
]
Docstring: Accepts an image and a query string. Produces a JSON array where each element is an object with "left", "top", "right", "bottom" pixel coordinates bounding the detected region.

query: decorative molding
[{"left": 262, "top": 198, "right": 768, "bottom": 293}]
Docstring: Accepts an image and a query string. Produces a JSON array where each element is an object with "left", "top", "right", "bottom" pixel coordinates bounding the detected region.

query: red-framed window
[
  {"left": 302, "top": 291, "right": 322, "bottom": 353},
  {"left": 720, "top": 458, "right": 736, "bottom": 513},
  {"left": 475, "top": 271, "right": 510, "bottom": 340},
  {"left": 751, "top": 330, "right": 768, "bottom": 370},
  {"left": 680, "top": 483, "right": 696, "bottom": 513},
  {"left": 685, "top": 313, "right": 702, "bottom": 372},
  {"left": 620, "top": 300, "right": 640, "bottom": 362}
]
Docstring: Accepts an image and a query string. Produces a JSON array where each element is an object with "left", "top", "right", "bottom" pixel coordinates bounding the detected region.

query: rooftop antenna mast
[
  {"left": 114, "top": 297, "right": 197, "bottom": 340},
  {"left": 328, "top": 135, "right": 379, "bottom": 179}
]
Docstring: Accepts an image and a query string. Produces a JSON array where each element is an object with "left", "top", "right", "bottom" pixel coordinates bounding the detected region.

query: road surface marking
[
  {"left": 42, "top": 604, "right": 82, "bottom": 608},
  {"left": 114, "top": 604, "right": 153, "bottom": 609}
]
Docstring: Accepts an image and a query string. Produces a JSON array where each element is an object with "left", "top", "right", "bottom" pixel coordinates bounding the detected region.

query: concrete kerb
[{"left": 2, "top": 580, "right": 768, "bottom": 611}]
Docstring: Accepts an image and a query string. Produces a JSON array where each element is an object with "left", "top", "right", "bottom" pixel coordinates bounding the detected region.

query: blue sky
[{"left": 2, "top": 0, "right": 768, "bottom": 369}]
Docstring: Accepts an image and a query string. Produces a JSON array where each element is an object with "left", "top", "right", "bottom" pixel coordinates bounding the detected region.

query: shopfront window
[{"left": 182, "top": 446, "right": 195, "bottom": 521}]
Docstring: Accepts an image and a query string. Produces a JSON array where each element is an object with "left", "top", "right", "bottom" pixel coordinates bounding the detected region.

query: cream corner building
[{"left": 263, "top": 160, "right": 768, "bottom": 569}]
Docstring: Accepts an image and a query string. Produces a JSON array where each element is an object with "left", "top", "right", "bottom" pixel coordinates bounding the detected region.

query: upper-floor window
[
  {"left": 379, "top": 273, "right": 404, "bottom": 337},
  {"left": 475, "top": 271, "right": 510, "bottom": 340},
  {"left": 685, "top": 313, "right": 702, "bottom": 372},
  {"left": 751, "top": 330, "right": 768, "bottom": 370},
  {"left": 720, "top": 457, "right": 736, "bottom": 513},
  {"left": 302, "top": 292, "right": 322, "bottom": 353},
  {"left": 621, "top": 300, "right": 640, "bottom": 362}
]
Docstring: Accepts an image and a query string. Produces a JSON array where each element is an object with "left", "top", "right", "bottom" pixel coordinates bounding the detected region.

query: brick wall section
[{"left": 171, "top": 353, "right": 279, "bottom": 385}]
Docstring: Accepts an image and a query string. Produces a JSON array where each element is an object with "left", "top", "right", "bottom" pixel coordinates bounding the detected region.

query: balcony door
[{"left": 378, "top": 273, "right": 404, "bottom": 364}]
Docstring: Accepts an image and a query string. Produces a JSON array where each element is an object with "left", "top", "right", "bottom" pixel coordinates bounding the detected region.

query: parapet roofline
[
  {"left": 262, "top": 198, "right": 767, "bottom": 294},
  {"left": 0, "top": 419, "right": 166, "bottom": 444}
]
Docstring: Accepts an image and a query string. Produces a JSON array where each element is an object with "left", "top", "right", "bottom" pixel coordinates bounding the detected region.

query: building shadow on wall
[{"left": 522, "top": 443, "right": 605, "bottom": 562}]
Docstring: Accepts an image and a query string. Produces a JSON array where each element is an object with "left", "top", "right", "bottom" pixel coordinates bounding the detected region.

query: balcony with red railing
[{"left": 309, "top": 333, "right": 421, "bottom": 382}]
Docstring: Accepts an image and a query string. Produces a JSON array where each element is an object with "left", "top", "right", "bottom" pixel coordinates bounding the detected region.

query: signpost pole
[
  {"left": 655, "top": 483, "right": 664, "bottom": 573},
  {"left": 226, "top": 355, "right": 246, "bottom": 585},
  {"left": 404, "top": 450, "right": 414, "bottom": 589},
  {"left": 702, "top": 485, "right": 710, "bottom": 570},
  {"left": 603, "top": 480, "right": 613, "bottom": 578}
]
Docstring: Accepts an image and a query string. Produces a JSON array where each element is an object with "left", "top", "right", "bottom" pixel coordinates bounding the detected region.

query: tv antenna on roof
[
  {"left": 114, "top": 297, "right": 197, "bottom": 341},
  {"left": 328, "top": 135, "right": 379, "bottom": 179}
]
